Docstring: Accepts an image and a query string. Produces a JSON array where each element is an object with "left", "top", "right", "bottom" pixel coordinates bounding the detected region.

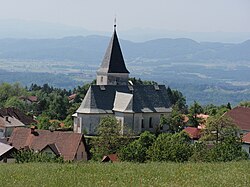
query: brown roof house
[
  {"left": 19, "top": 96, "right": 38, "bottom": 104},
  {"left": 73, "top": 24, "right": 172, "bottom": 135},
  {"left": 183, "top": 127, "right": 201, "bottom": 143},
  {"left": 0, "top": 108, "right": 36, "bottom": 138},
  {"left": 225, "top": 106, "right": 250, "bottom": 133},
  {"left": 8, "top": 127, "right": 89, "bottom": 161},
  {"left": 101, "top": 154, "right": 119, "bottom": 163}
]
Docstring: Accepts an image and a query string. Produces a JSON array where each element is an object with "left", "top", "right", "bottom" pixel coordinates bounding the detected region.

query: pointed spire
[{"left": 97, "top": 22, "right": 129, "bottom": 74}]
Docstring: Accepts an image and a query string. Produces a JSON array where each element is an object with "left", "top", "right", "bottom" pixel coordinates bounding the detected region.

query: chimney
[{"left": 30, "top": 125, "right": 37, "bottom": 134}]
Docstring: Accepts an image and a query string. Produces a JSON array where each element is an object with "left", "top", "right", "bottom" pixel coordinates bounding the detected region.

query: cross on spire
[{"left": 114, "top": 16, "right": 117, "bottom": 30}]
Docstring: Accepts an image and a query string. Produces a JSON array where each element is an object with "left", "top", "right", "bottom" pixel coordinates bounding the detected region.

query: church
[{"left": 73, "top": 24, "right": 172, "bottom": 135}]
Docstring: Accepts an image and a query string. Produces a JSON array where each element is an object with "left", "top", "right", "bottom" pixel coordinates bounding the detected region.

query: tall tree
[
  {"left": 188, "top": 101, "right": 204, "bottom": 127},
  {"left": 201, "top": 115, "right": 239, "bottom": 143},
  {"left": 90, "top": 116, "right": 123, "bottom": 160}
]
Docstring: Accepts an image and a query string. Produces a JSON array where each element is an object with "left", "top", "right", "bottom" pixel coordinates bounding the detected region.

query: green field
[{"left": 0, "top": 161, "right": 249, "bottom": 187}]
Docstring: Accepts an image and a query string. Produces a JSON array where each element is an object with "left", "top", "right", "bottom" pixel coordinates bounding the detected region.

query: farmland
[{"left": 0, "top": 161, "right": 249, "bottom": 187}]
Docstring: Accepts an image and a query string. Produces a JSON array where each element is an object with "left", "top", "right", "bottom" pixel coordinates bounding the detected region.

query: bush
[
  {"left": 190, "top": 137, "right": 248, "bottom": 162},
  {"left": 189, "top": 142, "right": 210, "bottom": 162},
  {"left": 119, "top": 131, "right": 155, "bottom": 163},
  {"left": 13, "top": 149, "right": 64, "bottom": 163},
  {"left": 147, "top": 132, "right": 193, "bottom": 162},
  {"left": 208, "top": 137, "right": 248, "bottom": 162}
]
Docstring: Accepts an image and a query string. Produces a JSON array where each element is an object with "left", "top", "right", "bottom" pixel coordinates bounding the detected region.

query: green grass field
[{"left": 0, "top": 161, "right": 249, "bottom": 187}]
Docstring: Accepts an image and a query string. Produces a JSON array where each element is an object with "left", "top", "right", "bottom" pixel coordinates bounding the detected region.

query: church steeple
[{"left": 96, "top": 23, "right": 130, "bottom": 85}]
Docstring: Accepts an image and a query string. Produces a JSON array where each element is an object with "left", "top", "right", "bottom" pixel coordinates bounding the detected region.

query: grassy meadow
[{"left": 0, "top": 161, "right": 249, "bottom": 187}]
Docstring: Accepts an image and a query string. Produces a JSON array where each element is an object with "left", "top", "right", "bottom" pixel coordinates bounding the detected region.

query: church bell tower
[{"left": 96, "top": 23, "right": 130, "bottom": 85}]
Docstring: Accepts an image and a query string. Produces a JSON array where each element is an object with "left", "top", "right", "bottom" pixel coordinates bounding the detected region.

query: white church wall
[
  {"left": 141, "top": 113, "right": 170, "bottom": 133},
  {"left": 75, "top": 113, "right": 114, "bottom": 135}
]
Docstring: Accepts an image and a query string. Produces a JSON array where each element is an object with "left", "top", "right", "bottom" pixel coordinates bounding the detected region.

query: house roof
[
  {"left": 243, "top": 132, "right": 250, "bottom": 144},
  {"left": 101, "top": 154, "right": 118, "bottom": 162},
  {"left": 0, "top": 142, "right": 15, "bottom": 157},
  {"left": 0, "top": 107, "right": 36, "bottom": 125},
  {"left": 77, "top": 85, "right": 172, "bottom": 114},
  {"left": 68, "top": 94, "right": 77, "bottom": 101},
  {"left": 8, "top": 128, "right": 86, "bottom": 161},
  {"left": 41, "top": 143, "right": 60, "bottom": 156},
  {"left": 97, "top": 28, "right": 129, "bottom": 74},
  {"left": 183, "top": 127, "right": 201, "bottom": 140},
  {"left": 225, "top": 106, "right": 250, "bottom": 131},
  {"left": 19, "top": 96, "right": 38, "bottom": 102},
  {"left": 113, "top": 92, "right": 133, "bottom": 113},
  {"left": 0, "top": 116, "right": 25, "bottom": 128}
]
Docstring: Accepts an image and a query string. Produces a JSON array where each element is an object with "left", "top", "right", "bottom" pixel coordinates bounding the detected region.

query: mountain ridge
[{"left": 0, "top": 36, "right": 249, "bottom": 63}]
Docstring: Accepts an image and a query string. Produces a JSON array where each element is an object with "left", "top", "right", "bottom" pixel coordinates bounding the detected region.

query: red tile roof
[
  {"left": 225, "top": 106, "right": 250, "bottom": 131},
  {"left": 8, "top": 128, "right": 87, "bottom": 161},
  {"left": 183, "top": 127, "right": 201, "bottom": 140},
  {"left": 19, "top": 96, "right": 38, "bottom": 102},
  {"left": 243, "top": 132, "right": 250, "bottom": 144},
  {"left": 68, "top": 94, "right": 77, "bottom": 101},
  {"left": 101, "top": 154, "right": 118, "bottom": 162}
]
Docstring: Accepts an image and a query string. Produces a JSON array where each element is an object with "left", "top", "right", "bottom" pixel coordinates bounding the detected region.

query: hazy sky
[{"left": 0, "top": 0, "right": 249, "bottom": 32}]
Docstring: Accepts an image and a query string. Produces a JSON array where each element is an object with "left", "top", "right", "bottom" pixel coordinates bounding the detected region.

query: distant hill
[{"left": 0, "top": 36, "right": 250, "bottom": 63}]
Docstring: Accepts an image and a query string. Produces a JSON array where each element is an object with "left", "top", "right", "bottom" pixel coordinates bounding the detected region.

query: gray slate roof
[
  {"left": 97, "top": 29, "right": 129, "bottom": 74},
  {"left": 77, "top": 85, "right": 172, "bottom": 114}
]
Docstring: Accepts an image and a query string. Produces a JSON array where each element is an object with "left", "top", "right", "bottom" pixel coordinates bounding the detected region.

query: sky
[{"left": 0, "top": 0, "right": 249, "bottom": 33}]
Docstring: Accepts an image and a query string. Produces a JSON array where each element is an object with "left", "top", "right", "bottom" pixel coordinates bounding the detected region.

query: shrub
[
  {"left": 147, "top": 132, "right": 193, "bottom": 162},
  {"left": 13, "top": 149, "right": 64, "bottom": 163},
  {"left": 119, "top": 131, "right": 156, "bottom": 163},
  {"left": 208, "top": 136, "right": 248, "bottom": 162}
]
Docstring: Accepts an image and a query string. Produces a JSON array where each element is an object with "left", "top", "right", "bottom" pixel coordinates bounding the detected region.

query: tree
[
  {"left": 36, "top": 115, "right": 51, "bottom": 130},
  {"left": 167, "top": 88, "right": 187, "bottom": 113},
  {"left": 90, "top": 116, "right": 123, "bottom": 160},
  {"left": 207, "top": 136, "right": 248, "bottom": 162},
  {"left": 201, "top": 115, "right": 239, "bottom": 143},
  {"left": 203, "top": 104, "right": 230, "bottom": 116},
  {"left": 147, "top": 132, "right": 193, "bottom": 162},
  {"left": 0, "top": 82, "right": 28, "bottom": 108},
  {"left": 4, "top": 96, "right": 26, "bottom": 111},
  {"left": 239, "top": 101, "right": 250, "bottom": 107},
  {"left": 161, "top": 109, "right": 185, "bottom": 133},
  {"left": 188, "top": 101, "right": 204, "bottom": 127},
  {"left": 119, "top": 131, "right": 156, "bottom": 163}
]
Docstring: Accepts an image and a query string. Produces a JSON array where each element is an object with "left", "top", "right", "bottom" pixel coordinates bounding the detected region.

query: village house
[
  {"left": 19, "top": 95, "right": 38, "bottom": 104},
  {"left": 183, "top": 127, "right": 201, "bottom": 143},
  {"left": 225, "top": 106, "right": 250, "bottom": 134},
  {"left": 73, "top": 24, "right": 172, "bottom": 135},
  {"left": 101, "top": 154, "right": 119, "bottom": 163},
  {"left": 8, "top": 127, "right": 89, "bottom": 161},
  {"left": 0, "top": 139, "right": 16, "bottom": 163},
  {"left": 242, "top": 132, "right": 250, "bottom": 158},
  {"left": 0, "top": 107, "right": 36, "bottom": 138}
]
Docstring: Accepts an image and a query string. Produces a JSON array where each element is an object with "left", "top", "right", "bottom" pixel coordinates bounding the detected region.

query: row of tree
[{"left": 90, "top": 116, "right": 248, "bottom": 163}]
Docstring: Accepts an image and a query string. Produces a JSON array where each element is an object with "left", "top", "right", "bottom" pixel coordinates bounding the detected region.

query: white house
[{"left": 242, "top": 132, "right": 250, "bottom": 158}]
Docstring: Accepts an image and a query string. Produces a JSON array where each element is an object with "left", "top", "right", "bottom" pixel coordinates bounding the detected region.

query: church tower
[{"left": 96, "top": 24, "right": 130, "bottom": 85}]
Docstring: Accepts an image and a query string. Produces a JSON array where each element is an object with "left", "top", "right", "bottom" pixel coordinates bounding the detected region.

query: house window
[
  {"left": 141, "top": 119, "right": 144, "bottom": 128},
  {"left": 149, "top": 117, "right": 153, "bottom": 128}
]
